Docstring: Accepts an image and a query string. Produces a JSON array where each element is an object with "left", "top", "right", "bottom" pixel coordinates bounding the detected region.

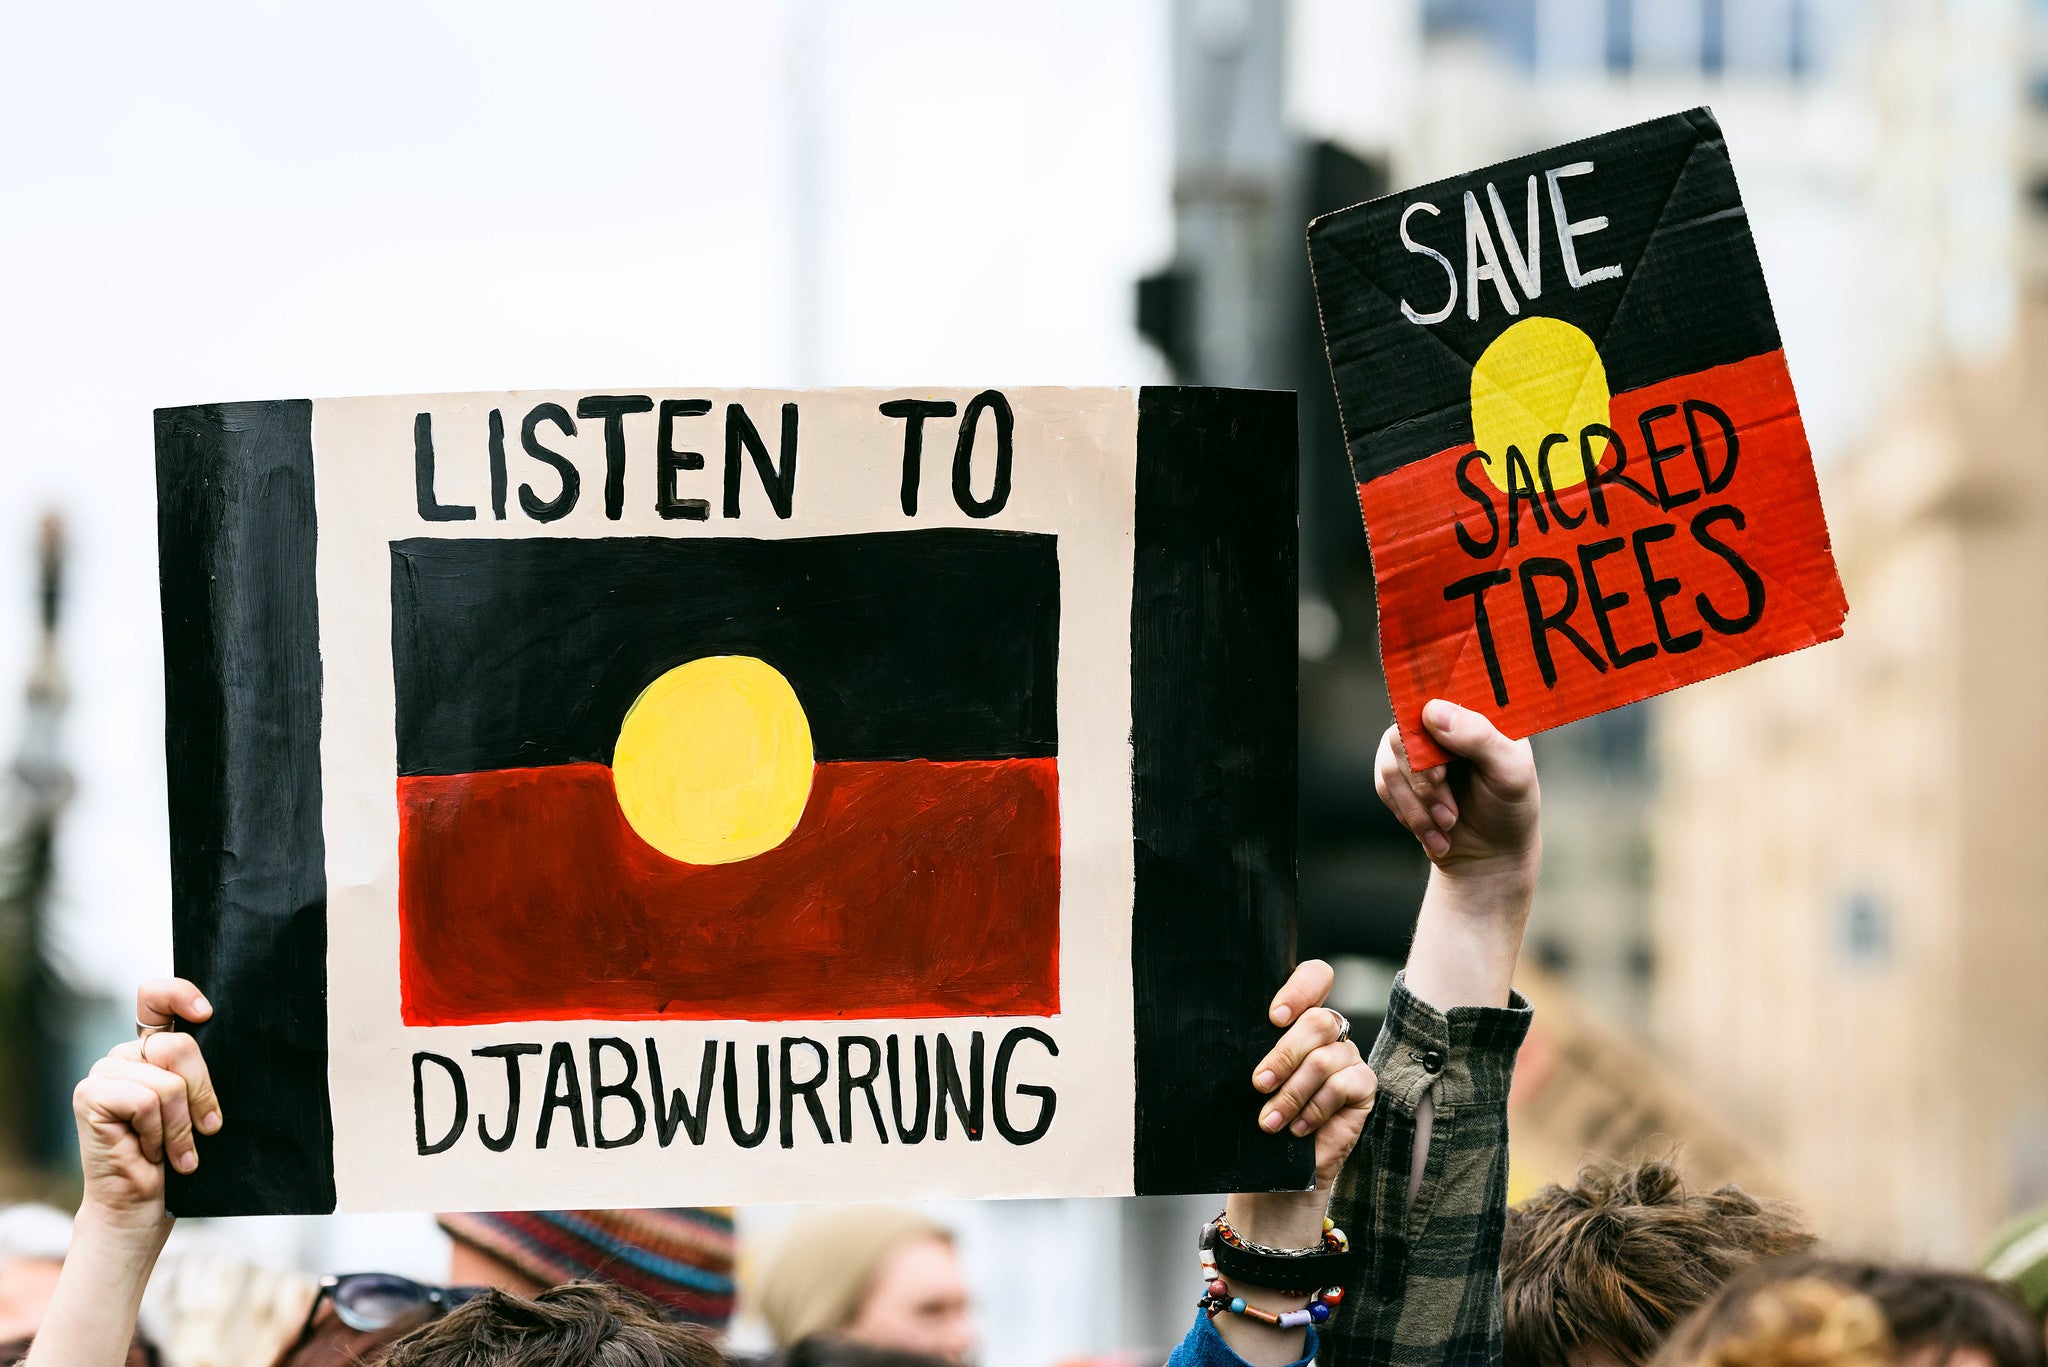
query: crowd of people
[{"left": 5, "top": 701, "right": 2045, "bottom": 1367}]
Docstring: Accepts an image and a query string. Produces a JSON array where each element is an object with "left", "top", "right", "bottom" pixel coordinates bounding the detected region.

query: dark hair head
[
  {"left": 776, "top": 1335, "right": 957, "bottom": 1367},
  {"left": 1502, "top": 1158, "right": 1817, "bottom": 1367},
  {"left": 379, "top": 1282, "right": 722, "bottom": 1367}
]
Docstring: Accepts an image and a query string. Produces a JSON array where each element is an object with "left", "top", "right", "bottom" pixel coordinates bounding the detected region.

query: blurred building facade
[
  {"left": 1656, "top": 1, "right": 2048, "bottom": 1260},
  {"left": 1655, "top": 313, "right": 2048, "bottom": 1260}
]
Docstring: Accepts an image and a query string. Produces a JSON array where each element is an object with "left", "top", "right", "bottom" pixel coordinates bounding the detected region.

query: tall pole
[
  {"left": 1168, "top": 0, "right": 1296, "bottom": 391},
  {"left": 0, "top": 514, "right": 75, "bottom": 1169}
]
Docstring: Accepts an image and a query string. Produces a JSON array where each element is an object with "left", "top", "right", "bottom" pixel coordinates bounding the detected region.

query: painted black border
[
  {"left": 1131, "top": 386, "right": 1310, "bottom": 1195},
  {"left": 156, "top": 401, "right": 335, "bottom": 1216}
]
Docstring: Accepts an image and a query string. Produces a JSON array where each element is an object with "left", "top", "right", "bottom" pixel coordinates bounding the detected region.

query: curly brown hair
[
  {"left": 379, "top": 1282, "right": 721, "bottom": 1367},
  {"left": 1502, "top": 1159, "right": 1816, "bottom": 1367},
  {"left": 1671, "top": 1256, "right": 2048, "bottom": 1367},
  {"left": 1652, "top": 1277, "right": 1893, "bottom": 1367}
]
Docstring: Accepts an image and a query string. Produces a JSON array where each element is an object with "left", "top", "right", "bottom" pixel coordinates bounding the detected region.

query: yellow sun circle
[
  {"left": 612, "top": 655, "right": 814, "bottom": 865},
  {"left": 1469, "top": 316, "right": 1612, "bottom": 493}
]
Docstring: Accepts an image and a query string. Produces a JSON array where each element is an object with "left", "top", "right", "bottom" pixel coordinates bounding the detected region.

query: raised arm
[
  {"left": 1321, "top": 699, "right": 1540, "bottom": 1365},
  {"left": 27, "top": 979, "right": 220, "bottom": 1367},
  {"left": 1384, "top": 699, "right": 1539, "bottom": 1011}
]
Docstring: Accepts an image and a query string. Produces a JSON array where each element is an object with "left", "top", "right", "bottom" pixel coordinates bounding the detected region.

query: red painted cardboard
[{"left": 1308, "top": 107, "right": 1847, "bottom": 767}]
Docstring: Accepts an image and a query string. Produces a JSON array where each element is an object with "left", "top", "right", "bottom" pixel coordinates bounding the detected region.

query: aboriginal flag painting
[
  {"left": 1309, "top": 107, "right": 1847, "bottom": 767},
  {"left": 155, "top": 385, "right": 1302, "bottom": 1217},
  {"left": 391, "top": 530, "right": 1062, "bottom": 1026}
]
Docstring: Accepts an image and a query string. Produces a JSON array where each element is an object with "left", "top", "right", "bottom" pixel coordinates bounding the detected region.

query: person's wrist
[
  {"left": 73, "top": 1196, "right": 173, "bottom": 1249},
  {"left": 1429, "top": 846, "right": 1540, "bottom": 925},
  {"left": 1224, "top": 1191, "right": 1330, "bottom": 1261}
]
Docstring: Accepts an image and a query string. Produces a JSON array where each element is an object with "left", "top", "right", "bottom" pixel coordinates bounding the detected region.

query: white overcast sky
[{"left": 0, "top": 1, "right": 1173, "bottom": 994}]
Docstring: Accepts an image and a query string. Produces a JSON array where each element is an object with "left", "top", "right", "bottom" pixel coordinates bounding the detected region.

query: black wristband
[{"left": 1206, "top": 1233, "right": 1359, "bottom": 1294}]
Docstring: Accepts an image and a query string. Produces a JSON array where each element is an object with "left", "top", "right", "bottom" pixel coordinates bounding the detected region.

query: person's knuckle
[{"left": 1279, "top": 1071, "right": 1319, "bottom": 1106}]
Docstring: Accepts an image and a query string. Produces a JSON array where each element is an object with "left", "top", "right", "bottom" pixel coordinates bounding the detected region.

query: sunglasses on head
[{"left": 292, "top": 1271, "right": 488, "bottom": 1344}]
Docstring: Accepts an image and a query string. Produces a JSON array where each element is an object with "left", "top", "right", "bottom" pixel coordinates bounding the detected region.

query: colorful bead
[
  {"left": 1279, "top": 1308, "right": 1314, "bottom": 1328},
  {"left": 1323, "top": 1217, "right": 1334, "bottom": 1231},
  {"left": 1323, "top": 1287, "right": 1345, "bottom": 1305},
  {"left": 1208, "top": 1279, "right": 1229, "bottom": 1298},
  {"left": 1229, "top": 1297, "right": 1246, "bottom": 1315},
  {"left": 1311, "top": 1301, "right": 1331, "bottom": 1323}
]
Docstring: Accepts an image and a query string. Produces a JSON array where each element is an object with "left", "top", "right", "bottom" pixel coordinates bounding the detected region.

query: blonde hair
[
  {"left": 1656, "top": 1277, "right": 1894, "bottom": 1367},
  {"left": 749, "top": 1206, "right": 951, "bottom": 1346}
]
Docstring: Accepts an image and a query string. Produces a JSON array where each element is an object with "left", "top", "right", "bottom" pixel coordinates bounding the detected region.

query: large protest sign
[
  {"left": 154, "top": 387, "right": 1305, "bottom": 1216},
  {"left": 1309, "top": 108, "right": 1847, "bottom": 767}
]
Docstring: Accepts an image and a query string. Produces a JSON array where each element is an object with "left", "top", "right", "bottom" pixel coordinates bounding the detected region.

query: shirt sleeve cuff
[
  {"left": 1365, "top": 971, "right": 1533, "bottom": 1112},
  {"left": 1166, "top": 1308, "right": 1321, "bottom": 1367}
]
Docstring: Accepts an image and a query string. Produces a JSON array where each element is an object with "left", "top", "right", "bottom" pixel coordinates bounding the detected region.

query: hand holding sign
[
  {"left": 1309, "top": 108, "right": 1847, "bottom": 767},
  {"left": 75, "top": 980, "right": 220, "bottom": 1224},
  {"left": 1374, "top": 700, "right": 1539, "bottom": 877}
]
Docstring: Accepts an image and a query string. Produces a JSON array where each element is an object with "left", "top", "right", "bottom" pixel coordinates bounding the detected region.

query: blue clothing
[{"left": 1169, "top": 1308, "right": 1320, "bottom": 1367}]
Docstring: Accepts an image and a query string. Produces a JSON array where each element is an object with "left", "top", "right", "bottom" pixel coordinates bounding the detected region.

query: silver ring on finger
[
  {"left": 1328, "top": 1008, "right": 1351, "bottom": 1044},
  {"left": 136, "top": 1019, "right": 173, "bottom": 1039}
]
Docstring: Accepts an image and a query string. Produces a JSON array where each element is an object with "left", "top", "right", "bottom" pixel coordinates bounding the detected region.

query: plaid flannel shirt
[{"left": 1319, "top": 973, "right": 1533, "bottom": 1367}]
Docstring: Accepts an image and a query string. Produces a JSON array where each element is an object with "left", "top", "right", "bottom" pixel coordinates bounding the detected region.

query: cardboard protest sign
[
  {"left": 154, "top": 387, "right": 1305, "bottom": 1216},
  {"left": 1308, "top": 108, "right": 1847, "bottom": 767}
]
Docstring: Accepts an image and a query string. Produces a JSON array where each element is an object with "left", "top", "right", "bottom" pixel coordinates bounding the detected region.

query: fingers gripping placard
[{"left": 1309, "top": 108, "right": 1847, "bottom": 767}]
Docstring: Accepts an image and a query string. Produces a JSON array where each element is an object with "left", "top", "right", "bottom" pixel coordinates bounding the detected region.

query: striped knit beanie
[{"left": 437, "top": 1208, "right": 736, "bottom": 1328}]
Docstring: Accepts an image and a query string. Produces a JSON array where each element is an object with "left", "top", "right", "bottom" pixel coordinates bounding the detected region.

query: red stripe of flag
[{"left": 398, "top": 759, "right": 1060, "bottom": 1025}]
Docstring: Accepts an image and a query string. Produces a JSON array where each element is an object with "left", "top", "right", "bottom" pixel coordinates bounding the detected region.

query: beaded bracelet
[{"left": 1196, "top": 1274, "right": 1345, "bottom": 1329}]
